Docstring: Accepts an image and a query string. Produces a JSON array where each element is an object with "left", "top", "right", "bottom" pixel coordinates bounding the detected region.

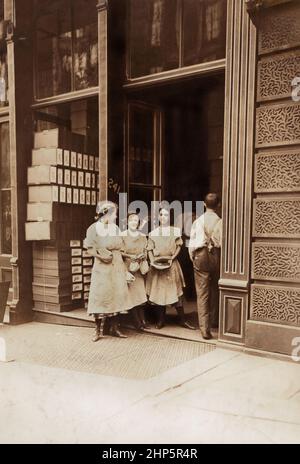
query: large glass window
[
  {"left": 35, "top": 0, "right": 98, "bottom": 99},
  {"left": 128, "top": 0, "right": 227, "bottom": 78},
  {"left": 0, "top": 122, "right": 11, "bottom": 255}
]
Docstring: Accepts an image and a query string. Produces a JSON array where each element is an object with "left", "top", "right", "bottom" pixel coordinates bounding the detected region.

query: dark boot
[
  {"left": 110, "top": 315, "right": 128, "bottom": 338},
  {"left": 131, "top": 307, "right": 144, "bottom": 331},
  {"left": 92, "top": 317, "right": 105, "bottom": 342},
  {"left": 176, "top": 307, "right": 196, "bottom": 330},
  {"left": 138, "top": 307, "right": 150, "bottom": 329},
  {"left": 156, "top": 306, "right": 166, "bottom": 329}
]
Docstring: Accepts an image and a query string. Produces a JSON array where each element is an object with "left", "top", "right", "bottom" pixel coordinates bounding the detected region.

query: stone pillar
[
  {"left": 219, "top": 0, "right": 257, "bottom": 345},
  {"left": 7, "top": 0, "right": 34, "bottom": 324}
]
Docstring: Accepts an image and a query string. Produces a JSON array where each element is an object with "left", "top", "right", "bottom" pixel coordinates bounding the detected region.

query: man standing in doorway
[{"left": 189, "top": 193, "right": 222, "bottom": 340}]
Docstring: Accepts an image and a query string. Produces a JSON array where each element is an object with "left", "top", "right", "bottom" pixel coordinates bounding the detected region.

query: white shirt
[{"left": 188, "top": 211, "right": 222, "bottom": 260}]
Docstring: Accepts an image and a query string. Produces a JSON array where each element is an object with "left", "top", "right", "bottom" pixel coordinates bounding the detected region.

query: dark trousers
[{"left": 193, "top": 248, "right": 220, "bottom": 332}]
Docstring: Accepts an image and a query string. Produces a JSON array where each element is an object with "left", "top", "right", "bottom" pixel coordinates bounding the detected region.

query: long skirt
[
  {"left": 87, "top": 250, "right": 131, "bottom": 317},
  {"left": 146, "top": 259, "right": 185, "bottom": 306}
]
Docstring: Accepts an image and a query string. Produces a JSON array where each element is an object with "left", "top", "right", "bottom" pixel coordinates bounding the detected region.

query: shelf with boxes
[
  {"left": 27, "top": 128, "right": 98, "bottom": 313},
  {"left": 33, "top": 239, "right": 94, "bottom": 313},
  {"left": 70, "top": 240, "right": 93, "bottom": 309}
]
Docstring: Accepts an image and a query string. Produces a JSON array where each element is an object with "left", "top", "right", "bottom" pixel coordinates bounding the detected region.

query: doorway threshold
[{"left": 33, "top": 307, "right": 218, "bottom": 345}]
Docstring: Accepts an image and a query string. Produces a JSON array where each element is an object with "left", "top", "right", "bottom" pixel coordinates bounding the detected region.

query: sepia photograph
[{"left": 0, "top": 0, "right": 300, "bottom": 448}]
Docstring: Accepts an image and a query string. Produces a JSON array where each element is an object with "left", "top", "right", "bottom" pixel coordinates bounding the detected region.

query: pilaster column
[
  {"left": 6, "top": 0, "right": 34, "bottom": 324},
  {"left": 97, "top": 0, "right": 108, "bottom": 202},
  {"left": 219, "top": 0, "right": 257, "bottom": 344}
]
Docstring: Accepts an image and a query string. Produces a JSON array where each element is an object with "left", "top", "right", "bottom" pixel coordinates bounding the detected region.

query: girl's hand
[{"left": 126, "top": 271, "right": 135, "bottom": 283}]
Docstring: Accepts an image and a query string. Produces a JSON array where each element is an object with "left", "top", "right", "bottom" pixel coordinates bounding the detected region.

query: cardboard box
[
  {"left": 72, "top": 292, "right": 82, "bottom": 301},
  {"left": 83, "top": 155, "right": 89, "bottom": 170},
  {"left": 83, "top": 275, "right": 91, "bottom": 283},
  {"left": 33, "top": 283, "right": 72, "bottom": 297},
  {"left": 89, "top": 156, "right": 94, "bottom": 171},
  {"left": 72, "top": 274, "right": 83, "bottom": 283},
  {"left": 83, "top": 267, "right": 92, "bottom": 275},
  {"left": 71, "top": 171, "right": 77, "bottom": 187},
  {"left": 33, "top": 292, "right": 72, "bottom": 304},
  {"left": 28, "top": 185, "right": 59, "bottom": 203},
  {"left": 33, "top": 267, "right": 71, "bottom": 278},
  {"left": 72, "top": 283, "right": 83, "bottom": 292},
  {"left": 32, "top": 148, "right": 64, "bottom": 167},
  {"left": 34, "top": 301, "right": 74, "bottom": 313},
  {"left": 71, "top": 151, "right": 77, "bottom": 168},
  {"left": 77, "top": 153, "right": 83, "bottom": 169},
  {"left": 64, "top": 169, "right": 71, "bottom": 185},
  {"left": 83, "top": 258, "right": 93, "bottom": 266},
  {"left": 70, "top": 240, "right": 81, "bottom": 248},
  {"left": 64, "top": 150, "right": 70, "bottom": 167},
  {"left": 71, "top": 248, "right": 82, "bottom": 257},
  {"left": 72, "top": 266, "right": 82, "bottom": 275},
  {"left": 26, "top": 221, "right": 56, "bottom": 241},
  {"left": 79, "top": 189, "right": 85, "bottom": 205},
  {"left": 26, "top": 221, "right": 74, "bottom": 241},
  {"left": 67, "top": 188, "right": 72, "bottom": 204},
  {"left": 71, "top": 257, "right": 82, "bottom": 265},
  {"left": 33, "top": 244, "right": 70, "bottom": 261},
  {"left": 27, "top": 203, "right": 72, "bottom": 222},
  {"left": 33, "top": 276, "right": 71, "bottom": 286},
  {"left": 28, "top": 166, "right": 57, "bottom": 185},
  {"left": 34, "top": 128, "right": 71, "bottom": 150},
  {"left": 85, "top": 173, "right": 91, "bottom": 188},
  {"left": 59, "top": 186, "right": 66, "bottom": 203},
  {"left": 85, "top": 191, "right": 91, "bottom": 205}
]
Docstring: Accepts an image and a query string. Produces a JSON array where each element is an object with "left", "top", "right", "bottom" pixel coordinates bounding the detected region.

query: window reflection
[
  {"left": 183, "top": 0, "right": 226, "bottom": 66},
  {"left": 35, "top": 0, "right": 98, "bottom": 99},
  {"left": 128, "top": 0, "right": 227, "bottom": 78},
  {"left": 129, "top": 0, "right": 180, "bottom": 78}
]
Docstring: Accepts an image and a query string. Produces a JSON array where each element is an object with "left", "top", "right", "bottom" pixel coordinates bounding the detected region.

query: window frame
[
  {"left": 126, "top": 0, "right": 227, "bottom": 87},
  {"left": 33, "top": 0, "right": 99, "bottom": 104}
]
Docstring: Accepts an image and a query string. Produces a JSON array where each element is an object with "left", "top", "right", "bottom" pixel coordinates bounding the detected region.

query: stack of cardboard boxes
[{"left": 26, "top": 128, "right": 98, "bottom": 313}]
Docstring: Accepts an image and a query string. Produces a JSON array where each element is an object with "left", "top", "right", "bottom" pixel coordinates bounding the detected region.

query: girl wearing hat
[
  {"left": 121, "top": 212, "right": 149, "bottom": 330},
  {"left": 84, "top": 201, "right": 132, "bottom": 341},
  {"left": 146, "top": 207, "right": 195, "bottom": 330}
]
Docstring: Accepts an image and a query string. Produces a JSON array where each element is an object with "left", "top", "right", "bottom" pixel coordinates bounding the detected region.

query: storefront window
[
  {"left": 128, "top": 0, "right": 227, "bottom": 78},
  {"left": 35, "top": 0, "right": 98, "bottom": 99},
  {"left": 0, "top": 1, "right": 8, "bottom": 106},
  {"left": 0, "top": 122, "right": 11, "bottom": 254},
  {"left": 183, "top": 0, "right": 226, "bottom": 66},
  {"left": 129, "top": 0, "right": 180, "bottom": 78},
  {"left": 73, "top": 0, "right": 98, "bottom": 90}
]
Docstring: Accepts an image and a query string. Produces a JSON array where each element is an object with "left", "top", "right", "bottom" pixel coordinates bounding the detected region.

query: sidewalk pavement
[{"left": 1, "top": 322, "right": 300, "bottom": 444}]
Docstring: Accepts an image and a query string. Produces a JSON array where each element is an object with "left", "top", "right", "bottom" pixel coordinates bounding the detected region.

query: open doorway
[{"left": 126, "top": 74, "right": 224, "bottom": 340}]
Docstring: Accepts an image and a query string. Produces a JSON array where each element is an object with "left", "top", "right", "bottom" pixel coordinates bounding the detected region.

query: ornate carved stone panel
[
  {"left": 252, "top": 243, "right": 300, "bottom": 282},
  {"left": 258, "top": 2, "right": 300, "bottom": 55},
  {"left": 253, "top": 198, "right": 300, "bottom": 238},
  {"left": 256, "top": 103, "right": 300, "bottom": 147},
  {"left": 251, "top": 284, "right": 300, "bottom": 326},
  {"left": 257, "top": 50, "right": 300, "bottom": 101},
  {"left": 255, "top": 151, "right": 300, "bottom": 193}
]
